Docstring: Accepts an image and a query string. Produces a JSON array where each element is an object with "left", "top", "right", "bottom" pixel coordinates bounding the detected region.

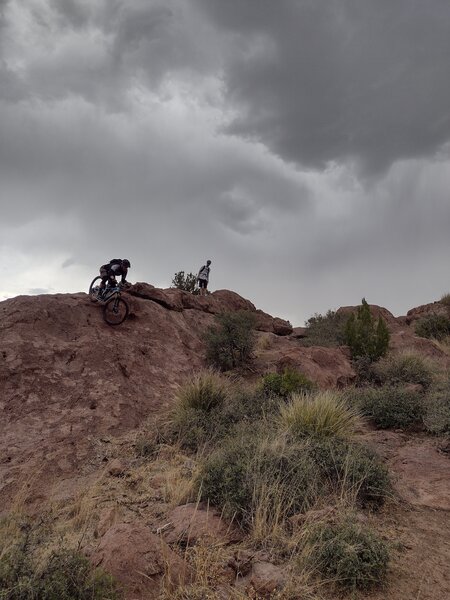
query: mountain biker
[
  {"left": 197, "top": 260, "right": 211, "bottom": 297},
  {"left": 99, "top": 259, "right": 131, "bottom": 294}
]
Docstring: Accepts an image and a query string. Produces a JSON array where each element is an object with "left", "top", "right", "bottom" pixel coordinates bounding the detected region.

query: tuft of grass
[
  {"left": 310, "top": 522, "right": 389, "bottom": 591},
  {"left": 279, "top": 391, "right": 361, "bottom": 440},
  {"left": 349, "top": 386, "right": 424, "bottom": 430},
  {"left": 261, "top": 368, "right": 315, "bottom": 398},
  {"left": 175, "top": 370, "right": 230, "bottom": 413},
  {"left": 373, "top": 351, "right": 435, "bottom": 390}
]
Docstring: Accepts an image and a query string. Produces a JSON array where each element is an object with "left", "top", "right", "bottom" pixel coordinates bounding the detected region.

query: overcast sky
[{"left": 1, "top": 0, "right": 450, "bottom": 324}]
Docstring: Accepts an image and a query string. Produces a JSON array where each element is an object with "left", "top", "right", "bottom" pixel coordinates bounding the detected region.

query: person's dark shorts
[{"left": 198, "top": 278, "right": 208, "bottom": 289}]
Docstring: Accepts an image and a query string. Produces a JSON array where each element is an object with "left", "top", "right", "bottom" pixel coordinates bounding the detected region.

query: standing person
[
  {"left": 197, "top": 260, "right": 211, "bottom": 296},
  {"left": 99, "top": 259, "right": 131, "bottom": 295}
]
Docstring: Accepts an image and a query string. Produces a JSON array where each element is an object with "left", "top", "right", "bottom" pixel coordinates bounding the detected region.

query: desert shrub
[
  {"left": 415, "top": 314, "right": 450, "bottom": 340},
  {"left": 301, "top": 310, "right": 347, "bottom": 347},
  {"left": 279, "top": 391, "right": 360, "bottom": 439},
  {"left": 352, "top": 386, "right": 424, "bottom": 429},
  {"left": 440, "top": 293, "right": 450, "bottom": 308},
  {"left": 309, "top": 438, "right": 391, "bottom": 507},
  {"left": 424, "top": 391, "right": 450, "bottom": 435},
  {"left": 344, "top": 299, "right": 390, "bottom": 362},
  {"left": 373, "top": 352, "right": 435, "bottom": 390},
  {"left": 171, "top": 270, "right": 199, "bottom": 294},
  {"left": 169, "top": 372, "right": 283, "bottom": 451},
  {"left": 0, "top": 545, "right": 121, "bottom": 599},
  {"left": 198, "top": 429, "right": 319, "bottom": 526},
  {"left": 261, "top": 368, "right": 315, "bottom": 398},
  {"left": 311, "top": 522, "right": 389, "bottom": 591},
  {"left": 206, "top": 311, "right": 257, "bottom": 371}
]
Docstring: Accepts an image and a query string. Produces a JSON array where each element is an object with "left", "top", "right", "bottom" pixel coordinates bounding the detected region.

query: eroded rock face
[{"left": 91, "top": 523, "right": 191, "bottom": 600}]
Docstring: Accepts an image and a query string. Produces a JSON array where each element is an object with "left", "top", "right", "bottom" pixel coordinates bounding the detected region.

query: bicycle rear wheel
[
  {"left": 103, "top": 296, "right": 129, "bottom": 326},
  {"left": 89, "top": 276, "right": 102, "bottom": 303}
]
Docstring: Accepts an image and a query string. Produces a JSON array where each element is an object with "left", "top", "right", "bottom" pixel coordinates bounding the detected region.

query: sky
[{"left": 1, "top": 0, "right": 450, "bottom": 325}]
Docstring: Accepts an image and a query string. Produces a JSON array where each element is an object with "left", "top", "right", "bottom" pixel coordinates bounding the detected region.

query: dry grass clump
[
  {"left": 424, "top": 389, "right": 450, "bottom": 435},
  {"left": 175, "top": 369, "right": 231, "bottom": 413},
  {"left": 279, "top": 391, "right": 361, "bottom": 440}
]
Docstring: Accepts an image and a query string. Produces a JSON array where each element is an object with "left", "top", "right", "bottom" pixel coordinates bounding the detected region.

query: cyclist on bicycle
[{"left": 98, "top": 259, "right": 131, "bottom": 295}]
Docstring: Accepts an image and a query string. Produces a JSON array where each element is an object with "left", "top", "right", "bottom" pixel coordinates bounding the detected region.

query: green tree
[
  {"left": 344, "top": 299, "right": 390, "bottom": 362},
  {"left": 171, "top": 270, "right": 199, "bottom": 294},
  {"left": 206, "top": 311, "right": 257, "bottom": 370}
]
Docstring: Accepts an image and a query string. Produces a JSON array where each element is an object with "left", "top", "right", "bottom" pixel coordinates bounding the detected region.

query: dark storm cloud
[{"left": 193, "top": 0, "right": 450, "bottom": 174}]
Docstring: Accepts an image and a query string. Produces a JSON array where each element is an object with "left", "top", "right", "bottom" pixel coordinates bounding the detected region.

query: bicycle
[{"left": 88, "top": 277, "right": 130, "bottom": 326}]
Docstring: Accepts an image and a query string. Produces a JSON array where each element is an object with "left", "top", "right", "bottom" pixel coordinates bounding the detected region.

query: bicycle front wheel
[
  {"left": 103, "top": 296, "right": 129, "bottom": 326},
  {"left": 89, "top": 276, "right": 102, "bottom": 303}
]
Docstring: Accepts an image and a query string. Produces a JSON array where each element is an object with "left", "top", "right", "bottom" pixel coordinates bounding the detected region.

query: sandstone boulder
[{"left": 92, "top": 523, "right": 191, "bottom": 600}]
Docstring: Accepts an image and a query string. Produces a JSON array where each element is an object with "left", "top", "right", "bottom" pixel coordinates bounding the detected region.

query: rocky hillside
[{"left": 1, "top": 285, "right": 449, "bottom": 599}]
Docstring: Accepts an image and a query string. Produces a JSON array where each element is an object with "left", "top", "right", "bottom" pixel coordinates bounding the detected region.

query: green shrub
[
  {"left": 0, "top": 545, "right": 121, "bottom": 599},
  {"left": 415, "top": 314, "right": 450, "bottom": 340},
  {"left": 309, "top": 438, "right": 391, "bottom": 508},
  {"left": 171, "top": 270, "right": 199, "bottom": 294},
  {"left": 261, "top": 368, "right": 315, "bottom": 398},
  {"left": 352, "top": 386, "right": 424, "bottom": 429},
  {"left": 198, "top": 429, "right": 319, "bottom": 526},
  {"left": 424, "top": 391, "right": 450, "bottom": 435},
  {"left": 279, "top": 391, "right": 360, "bottom": 439},
  {"left": 344, "top": 299, "right": 390, "bottom": 362},
  {"left": 311, "top": 522, "right": 389, "bottom": 590},
  {"left": 300, "top": 310, "right": 347, "bottom": 347},
  {"left": 206, "top": 311, "right": 257, "bottom": 371},
  {"left": 373, "top": 352, "right": 435, "bottom": 390}
]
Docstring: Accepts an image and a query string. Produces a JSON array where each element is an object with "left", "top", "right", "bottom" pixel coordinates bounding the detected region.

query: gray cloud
[
  {"left": 194, "top": 0, "right": 450, "bottom": 175},
  {"left": 1, "top": 0, "right": 450, "bottom": 323}
]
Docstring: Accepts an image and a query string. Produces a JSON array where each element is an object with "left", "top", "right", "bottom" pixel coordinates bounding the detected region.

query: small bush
[
  {"left": 352, "top": 386, "right": 424, "bottom": 429},
  {"left": 301, "top": 310, "right": 347, "bottom": 347},
  {"left": 198, "top": 429, "right": 319, "bottom": 526},
  {"left": 309, "top": 438, "right": 391, "bottom": 507},
  {"left": 171, "top": 270, "right": 199, "bottom": 294},
  {"left": 439, "top": 293, "right": 450, "bottom": 308},
  {"left": 373, "top": 351, "right": 435, "bottom": 390},
  {"left": 311, "top": 522, "right": 389, "bottom": 590},
  {"left": 279, "top": 391, "right": 360, "bottom": 439},
  {"left": 344, "top": 299, "right": 390, "bottom": 362},
  {"left": 415, "top": 314, "right": 450, "bottom": 340},
  {"left": 0, "top": 545, "right": 121, "bottom": 599},
  {"left": 261, "top": 368, "right": 315, "bottom": 398},
  {"left": 424, "top": 391, "right": 450, "bottom": 435},
  {"left": 169, "top": 373, "right": 283, "bottom": 451},
  {"left": 206, "top": 311, "right": 257, "bottom": 371}
]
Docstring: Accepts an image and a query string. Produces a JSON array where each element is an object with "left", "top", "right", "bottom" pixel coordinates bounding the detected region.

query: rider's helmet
[
  {"left": 122, "top": 259, "right": 131, "bottom": 268},
  {"left": 206, "top": 259, "right": 211, "bottom": 265}
]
